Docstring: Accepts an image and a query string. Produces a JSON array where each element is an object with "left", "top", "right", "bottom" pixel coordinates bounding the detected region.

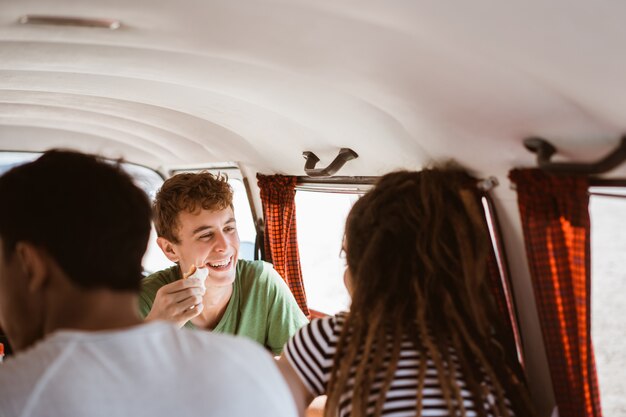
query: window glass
[
  {"left": 120, "top": 162, "right": 163, "bottom": 201},
  {"left": 128, "top": 167, "right": 167, "bottom": 274},
  {"left": 590, "top": 187, "right": 626, "bottom": 416},
  {"left": 229, "top": 178, "right": 256, "bottom": 260},
  {"left": 0, "top": 152, "right": 40, "bottom": 175},
  {"left": 0, "top": 151, "right": 170, "bottom": 273},
  {"left": 295, "top": 189, "right": 362, "bottom": 315}
]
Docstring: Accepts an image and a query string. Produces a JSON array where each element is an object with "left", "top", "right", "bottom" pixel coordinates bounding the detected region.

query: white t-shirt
[{"left": 0, "top": 321, "right": 297, "bottom": 417}]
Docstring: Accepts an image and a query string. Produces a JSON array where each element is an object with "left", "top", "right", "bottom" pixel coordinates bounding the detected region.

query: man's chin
[{"left": 205, "top": 274, "right": 236, "bottom": 287}]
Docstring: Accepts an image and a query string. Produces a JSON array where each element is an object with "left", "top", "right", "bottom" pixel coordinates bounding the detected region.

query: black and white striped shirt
[{"left": 284, "top": 313, "right": 509, "bottom": 417}]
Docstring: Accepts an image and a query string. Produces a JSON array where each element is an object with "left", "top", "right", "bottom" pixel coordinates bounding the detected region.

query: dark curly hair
[
  {"left": 326, "top": 166, "right": 535, "bottom": 417},
  {"left": 0, "top": 150, "right": 152, "bottom": 291}
]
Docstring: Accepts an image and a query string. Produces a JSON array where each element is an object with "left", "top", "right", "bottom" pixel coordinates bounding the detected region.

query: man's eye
[
  {"left": 200, "top": 233, "right": 213, "bottom": 240},
  {"left": 224, "top": 226, "right": 236, "bottom": 232}
]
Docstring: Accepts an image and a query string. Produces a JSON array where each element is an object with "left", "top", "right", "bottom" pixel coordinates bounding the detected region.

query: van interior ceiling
[{"left": 2, "top": 1, "right": 626, "bottom": 416}]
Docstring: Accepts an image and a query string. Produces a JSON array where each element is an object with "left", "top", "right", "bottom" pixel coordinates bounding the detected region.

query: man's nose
[{"left": 213, "top": 231, "right": 228, "bottom": 251}]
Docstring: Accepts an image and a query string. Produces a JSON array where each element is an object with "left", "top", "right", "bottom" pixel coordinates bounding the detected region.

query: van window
[
  {"left": 0, "top": 155, "right": 257, "bottom": 273},
  {"left": 589, "top": 186, "right": 626, "bottom": 416},
  {"left": 229, "top": 178, "right": 256, "bottom": 260},
  {"left": 294, "top": 183, "right": 514, "bottom": 319},
  {"left": 0, "top": 152, "right": 39, "bottom": 175},
  {"left": 295, "top": 186, "right": 366, "bottom": 315},
  {"left": 0, "top": 151, "right": 170, "bottom": 273}
]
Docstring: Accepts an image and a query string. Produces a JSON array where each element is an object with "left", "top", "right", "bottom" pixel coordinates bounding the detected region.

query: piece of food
[
  {"left": 190, "top": 266, "right": 208, "bottom": 281},
  {"left": 186, "top": 265, "right": 208, "bottom": 291}
]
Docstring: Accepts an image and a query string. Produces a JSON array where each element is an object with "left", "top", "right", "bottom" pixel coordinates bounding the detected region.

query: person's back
[
  {"left": 279, "top": 167, "right": 535, "bottom": 417},
  {"left": 285, "top": 313, "right": 508, "bottom": 417},
  {"left": 0, "top": 150, "right": 296, "bottom": 417},
  {"left": 0, "top": 322, "right": 294, "bottom": 417}
]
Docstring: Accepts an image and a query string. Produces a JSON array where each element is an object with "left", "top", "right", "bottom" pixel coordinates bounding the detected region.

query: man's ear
[
  {"left": 156, "top": 237, "right": 179, "bottom": 263},
  {"left": 15, "top": 242, "right": 49, "bottom": 292}
]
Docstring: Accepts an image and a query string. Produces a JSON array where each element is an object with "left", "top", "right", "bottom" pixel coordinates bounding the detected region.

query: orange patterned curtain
[
  {"left": 257, "top": 174, "right": 309, "bottom": 316},
  {"left": 509, "top": 169, "right": 601, "bottom": 417}
]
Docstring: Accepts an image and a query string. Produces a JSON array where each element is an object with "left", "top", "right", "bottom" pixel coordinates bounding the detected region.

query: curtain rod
[
  {"left": 589, "top": 178, "right": 626, "bottom": 187},
  {"left": 296, "top": 176, "right": 377, "bottom": 185},
  {"left": 524, "top": 136, "right": 626, "bottom": 175}
]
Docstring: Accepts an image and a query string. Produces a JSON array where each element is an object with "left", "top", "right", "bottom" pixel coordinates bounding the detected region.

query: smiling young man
[{"left": 138, "top": 172, "right": 308, "bottom": 355}]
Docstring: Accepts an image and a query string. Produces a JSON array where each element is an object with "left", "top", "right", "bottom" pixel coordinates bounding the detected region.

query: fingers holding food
[
  {"left": 184, "top": 264, "right": 209, "bottom": 290},
  {"left": 145, "top": 280, "right": 204, "bottom": 327},
  {"left": 182, "top": 264, "right": 197, "bottom": 280}
]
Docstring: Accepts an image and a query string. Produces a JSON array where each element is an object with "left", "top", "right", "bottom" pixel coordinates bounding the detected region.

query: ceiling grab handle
[
  {"left": 524, "top": 136, "right": 626, "bottom": 175},
  {"left": 303, "top": 148, "right": 358, "bottom": 177}
]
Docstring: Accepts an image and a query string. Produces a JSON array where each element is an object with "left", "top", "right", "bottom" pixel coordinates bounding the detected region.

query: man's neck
[
  {"left": 44, "top": 288, "right": 143, "bottom": 335},
  {"left": 192, "top": 284, "right": 233, "bottom": 330}
]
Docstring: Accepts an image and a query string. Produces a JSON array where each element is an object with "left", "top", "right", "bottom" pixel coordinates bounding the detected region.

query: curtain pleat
[
  {"left": 257, "top": 174, "right": 309, "bottom": 317},
  {"left": 509, "top": 169, "right": 601, "bottom": 417}
]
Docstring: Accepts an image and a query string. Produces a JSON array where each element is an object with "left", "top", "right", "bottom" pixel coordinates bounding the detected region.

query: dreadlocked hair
[{"left": 324, "top": 166, "right": 535, "bottom": 417}]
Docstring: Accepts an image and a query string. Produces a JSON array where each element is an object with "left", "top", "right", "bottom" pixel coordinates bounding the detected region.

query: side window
[
  {"left": 0, "top": 152, "right": 170, "bottom": 274},
  {"left": 0, "top": 152, "right": 39, "bottom": 175},
  {"left": 589, "top": 186, "right": 626, "bottom": 416},
  {"left": 126, "top": 165, "right": 167, "bottom": 274},
  {"left": 228, "top": 178, "right": 256, "bottom": 261},
  {"left": 295, "top": 186, "right": 367, "bottom": 315},
  {"left": 0, "top": 156, "right": 257, "bottom": 272}
]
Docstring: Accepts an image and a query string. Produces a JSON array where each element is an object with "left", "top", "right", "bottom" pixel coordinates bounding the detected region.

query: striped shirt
[{"left": 284, "top": 313, "right": 510, "bottom": 417}]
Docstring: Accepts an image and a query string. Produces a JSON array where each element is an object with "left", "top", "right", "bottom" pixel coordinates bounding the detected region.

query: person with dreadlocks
[{"left": 277, "top": 167, "right": 536, "bottom": 417}]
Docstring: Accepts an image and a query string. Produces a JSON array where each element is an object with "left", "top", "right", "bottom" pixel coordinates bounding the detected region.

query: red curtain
[
  {"left": 257, "top": 174, "right": 309, "bottom": 317},
  {"left": 509, "top": 169, "right": 601, "bottom": 417}
]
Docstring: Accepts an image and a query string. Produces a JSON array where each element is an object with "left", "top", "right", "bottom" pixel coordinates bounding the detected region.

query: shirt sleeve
[
  {"left": 137, "top": 267, "right": 178, "bottom": 319},
  {"left": 137, "top": 277, "right": 157, "bottom": 319},
  {"left": 263, "top": 264, "right": 309, "bottom": 355},
  {"left": 283, "top": 315, "right": 344, "bottom": 397}
]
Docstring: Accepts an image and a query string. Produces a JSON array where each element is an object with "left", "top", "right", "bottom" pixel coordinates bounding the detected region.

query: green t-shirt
[{"left": 139, "top": 259, "right": 308, "bottom": 355}]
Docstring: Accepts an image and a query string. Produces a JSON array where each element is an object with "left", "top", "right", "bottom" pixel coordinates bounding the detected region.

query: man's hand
[{"left": 145, "top": 265, "right": 206, "bottom": 328}]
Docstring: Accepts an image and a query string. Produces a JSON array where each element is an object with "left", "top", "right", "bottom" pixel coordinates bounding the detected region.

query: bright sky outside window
[
  {"left": 590, "top": 188, "right": 626, "bottom": 416},
  {"left": 296, "top": 190, "right": 360, "bottom": 315}
]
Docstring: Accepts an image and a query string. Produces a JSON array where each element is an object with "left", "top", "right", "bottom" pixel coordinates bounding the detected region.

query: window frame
[
  {"left": 293, "top": 175, "right": 524, "bottom": 358},
  {"left": 293, "top": 176, "right": 375, "bottom": 316},
  {"left": 480, "top": 191, "right": 525, "bottom": 367}
]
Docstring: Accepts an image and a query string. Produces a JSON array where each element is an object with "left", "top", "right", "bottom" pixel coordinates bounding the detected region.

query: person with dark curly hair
[{"left": 278, "top": 167, "right": 536, "bottom": 417}]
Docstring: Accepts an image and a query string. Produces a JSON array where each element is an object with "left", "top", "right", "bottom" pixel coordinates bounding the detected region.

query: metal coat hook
[
  {"left": 524, "top": 136, "right": 626, "bottom": 174},
  {"left": 302, "top": 148, "right": 358, "bottom": 177}
]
